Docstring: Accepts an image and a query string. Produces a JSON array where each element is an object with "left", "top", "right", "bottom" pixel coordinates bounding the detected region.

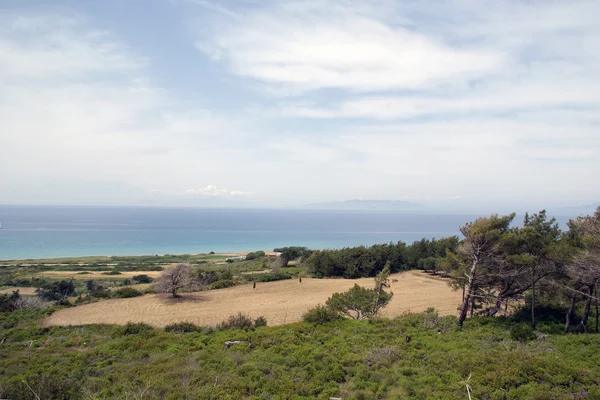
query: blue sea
[{"left": 0, "top": 206, "right": 571, "bottom": 260}]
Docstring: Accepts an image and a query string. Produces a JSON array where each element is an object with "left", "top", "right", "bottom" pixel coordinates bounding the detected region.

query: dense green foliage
[
  {"left": 132, "top": 274, "right": 153, "bottom": 283},
  {"left": 302, "top": 304, "right": 342, "bottom": 324},
  {"left": 306, "top": 237, "right": 459, "bottom": 278},
  {"left": 326, "top": 284, "right": 393, "bottom": 320},
  {"left": 245, "top": 250, "right": 266, "bottom": 260},
  {"left": 1, "top": 310, "right": 599, "bottom": 399},
  {"left": 245, "top": 272, "right": 293, "bottom": 282},
  {"left": 111, "top": 287, "right": 143, "bottom": 298},
  {"left": 209, "top": 279, "right": 237, "bottom": 290},
  {"left": 273, "top": 246, "right": 313, "bottom": 266},
  {"left": 35, "top": 280, "right": 75, "bottom": 302}
]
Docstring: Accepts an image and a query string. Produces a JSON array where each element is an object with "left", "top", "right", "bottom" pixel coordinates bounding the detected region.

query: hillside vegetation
[{"left": 1, "top": 309, "right": 599, "bottom": 399}]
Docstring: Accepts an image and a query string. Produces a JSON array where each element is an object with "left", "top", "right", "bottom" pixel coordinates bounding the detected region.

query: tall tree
[
  {"left": 454, "top": 214, "right": 515, "bottom": 328},
  {"left": 503, "top": 211, "right": 562, "bottom": 328},
  {"left": 564, "top": 206, "right": 600, "bottom": 333}
]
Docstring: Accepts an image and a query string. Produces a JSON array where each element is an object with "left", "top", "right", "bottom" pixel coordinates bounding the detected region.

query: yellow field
[
  {"left": 42, "top": 271, "right": 461, "bottom": 327},
  {"left": 35, "top": 270, "right": 163, "bottom": 280}
]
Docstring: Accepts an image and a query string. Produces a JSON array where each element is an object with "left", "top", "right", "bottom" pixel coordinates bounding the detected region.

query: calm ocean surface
[{"left": 0, "top": 206, "right": 571, "bottom": 260}]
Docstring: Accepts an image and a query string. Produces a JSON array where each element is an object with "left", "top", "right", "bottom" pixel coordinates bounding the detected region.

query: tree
[
  {"left": 564, "top": 206, "right": 600, "bottom": 333},
  {"left": 453, "top": 214, "right": 515, "bottom": 328},
  {"left": 0, "top": 290, "right": 22, "bottom": 312},
  {"left": 273, "top": 247, "right": 311, "bottom": 267},
  {"left": 516, "top": 211, "right": 563, "bottom": 328},
  {"left": 481, "top": 211, "right": 563, "bottom": 326},
  {"left": 373, "top": 262, "right": 392, "bottom": 316},
  {"left": 326, "top": 284, "right": 392, "bottom": 320},
  {"left": 156, "top": 263, "right": 192, "bottom": 298},
  {"left": 36, "top": 280, "right": 75, "bottom": 302}
]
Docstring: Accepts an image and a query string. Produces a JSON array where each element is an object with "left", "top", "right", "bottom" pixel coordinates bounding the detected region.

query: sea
[{"left": 0, "top": 206, "right": 573, "bottom": 260}]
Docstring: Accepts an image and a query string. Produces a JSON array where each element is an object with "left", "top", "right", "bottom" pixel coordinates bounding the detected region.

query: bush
[
  {"left": 210, "top": 280, "right": 237, "bottom": 290},
  {"left": 218, "top": 312, "right": 254, "bottom": 330},
  {"left": 102, "top": 270, "right": 122, "bottom": 275},
  {"left": 132, "top": 274, "right": 153, "bottom": 283},
  {"left": 111, "top": 287, "right": 143, "bottom": 298},
  {"left": 302, "top": 305, "right": 341, "bottom": 324},
  {"left": 251, "top": 273, "right": 292, "bottom": 282},
  {"left": 245, "top": 250, "right": 266, "bottom": 260},
  {"left": 122, "top": 322, "right": 154, "bottom": 335},
  {"left": 254, "top": 316, "right": 267, "bottom": 327},
  {"left": 164, "top": 321, "right": 201, "bottom": 333},
  {"left": 510, "top": 323, "right": 537, "bottom": 342}
]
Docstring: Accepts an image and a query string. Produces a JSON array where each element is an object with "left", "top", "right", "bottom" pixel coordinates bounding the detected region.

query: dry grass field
[
  {"left": 42, "top": 271, "right": 462, "bottom": 328},
  {"left": 35, "top": 270, "right": 163, "bottom": 280}
]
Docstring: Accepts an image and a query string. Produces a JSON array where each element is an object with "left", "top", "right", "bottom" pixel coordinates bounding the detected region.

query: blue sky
[{"left": 0, "top": 0, "right": 599, "bottom": 210}]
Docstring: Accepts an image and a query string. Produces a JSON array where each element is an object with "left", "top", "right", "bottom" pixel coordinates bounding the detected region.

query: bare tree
[{"left": 155, "top": 263, "right": 192, "bottom": 298}]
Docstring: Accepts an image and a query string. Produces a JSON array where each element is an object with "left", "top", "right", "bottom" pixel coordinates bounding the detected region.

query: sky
[{"left": 0, "top": 0, "right": 599, "bottom": 211}]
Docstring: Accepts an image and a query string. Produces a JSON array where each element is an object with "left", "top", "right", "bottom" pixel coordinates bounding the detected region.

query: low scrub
[
  {"left": 248, "top": 273, "right": 292, "bottom": 282},
  {"left": 217, "top": 312, "right": 267, "bottom": 330},
  {"left": 245, "top": 251, "right": 266, "bottom": 260},
  {"left": 164, "top": 321, "right": 201, "bottom": 333},
  {"left": 122, "top": 322, "right": 154, "bottom": 335},
  {"left": 302, "top": 304, "right": 341, "bottom": 324},
  {"left": 111, "top": 287, "right": 143, "bottom": 298},
  {"left": 132, "top": 274, "right": 153, "bottom": 284},
  {"left": 209, "top": 280, "right": 237, "bottom": 290}
]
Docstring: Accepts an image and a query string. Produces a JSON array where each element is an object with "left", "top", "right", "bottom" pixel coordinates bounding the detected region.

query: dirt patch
[
  {"left": 0, "top": 287, "right": 37, "bottom": 295},
  {"left": 42, "top": 271, "right": 462, "bottom": 328}
]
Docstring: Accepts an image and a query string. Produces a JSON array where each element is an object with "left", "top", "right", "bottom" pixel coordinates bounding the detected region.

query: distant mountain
[{"left": 304, "top": 199, "right": 424, "bottom": 211}]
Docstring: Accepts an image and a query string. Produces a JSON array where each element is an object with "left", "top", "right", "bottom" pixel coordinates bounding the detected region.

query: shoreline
[{"left": 0, "top": 250, "right": 282, "bottom": 264}]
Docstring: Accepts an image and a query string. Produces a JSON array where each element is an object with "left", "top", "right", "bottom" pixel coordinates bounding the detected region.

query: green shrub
[
  {"left": 210, "top": 280, "right": 237, "bottom": 290},
  {"left": 254, "top": 316, "right": 267, "bottom": 327},
  {"left": 122, "top": 322, "right": 154, "bottom": 335},
  {"left": 218, "top": 312, "right": 254, "bottom": 330},
  {"left": 245, "top": 250, "right": 266, "bottom": 260},
  {"left": 251, "top": 273, "right": 292, "bottom": 282},
  {"left": 102, "top": 270, "right": 122, "bottom": 275},
  {"left": 302, "top": 305, "right": 341, "bottom": 324},
  {"left": 132, "top": 274, "right": 153, "bottom": 283},
  {"left": 164, "top": 321, "right": 201, "bottom": 333},
  {"left": 111, "top": 287, "right": 143, "bottom": 298},
  {"left": 510, "top": 323, "right": 537, "bottom": 342}
]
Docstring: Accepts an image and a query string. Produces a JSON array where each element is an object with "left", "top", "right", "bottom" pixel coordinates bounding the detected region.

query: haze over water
[{"left": 0, "top": 206, "right": 572, "bottom": 260}]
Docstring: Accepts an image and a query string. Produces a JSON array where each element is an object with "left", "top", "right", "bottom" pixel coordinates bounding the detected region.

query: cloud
[
  {"left": 193, "top": 0, "right": 505, "bottom": 94},
  {"left": 184, "top": 185, "right": 250, "bottom": 196},
  {"left": 0, "top": 10, "right": 255, "bottom": 205}
]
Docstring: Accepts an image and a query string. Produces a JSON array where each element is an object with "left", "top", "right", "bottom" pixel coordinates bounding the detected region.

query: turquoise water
[{"left": 0, "top": 206, "right": 569, "bottom": 260}]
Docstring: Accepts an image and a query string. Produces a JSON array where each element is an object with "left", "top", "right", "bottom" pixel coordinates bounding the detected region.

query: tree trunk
[
  {"left": 457, "top": 259, "right": 478, "bottom": 328},
  {"left": 564, "top": 296, "right": 576, "bottom": 334},
  {"left": 461, "top": 284, "right": 465, "bottom": 303},
  {"left": 172, "top": 288, "right": 178, "bottom": 298},
  {"left": 578, "top": 286, "right": 594, "bottom": 333},
  {"left": 470, "top": 294, "right": 475, "bottom": 318},
  {"left": 595, "top": 286, "right": 599, "bottom": 334},
  {"left": 530, "top": 281, "right": 536, "bottom": 329},
  {"left": 487, "top": 294, "right": 504, "bottom": 317}
]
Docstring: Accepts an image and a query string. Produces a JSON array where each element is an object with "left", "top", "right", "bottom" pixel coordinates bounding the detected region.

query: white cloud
[
  {"left": 193, "top": 0, "right": 505, "bottom": 94},
  {"left": 0, "top": 10, "right": 254, "bottom": 205},
  {"left": 184, "top": 185, "right": 250, "bottom": 196}
]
